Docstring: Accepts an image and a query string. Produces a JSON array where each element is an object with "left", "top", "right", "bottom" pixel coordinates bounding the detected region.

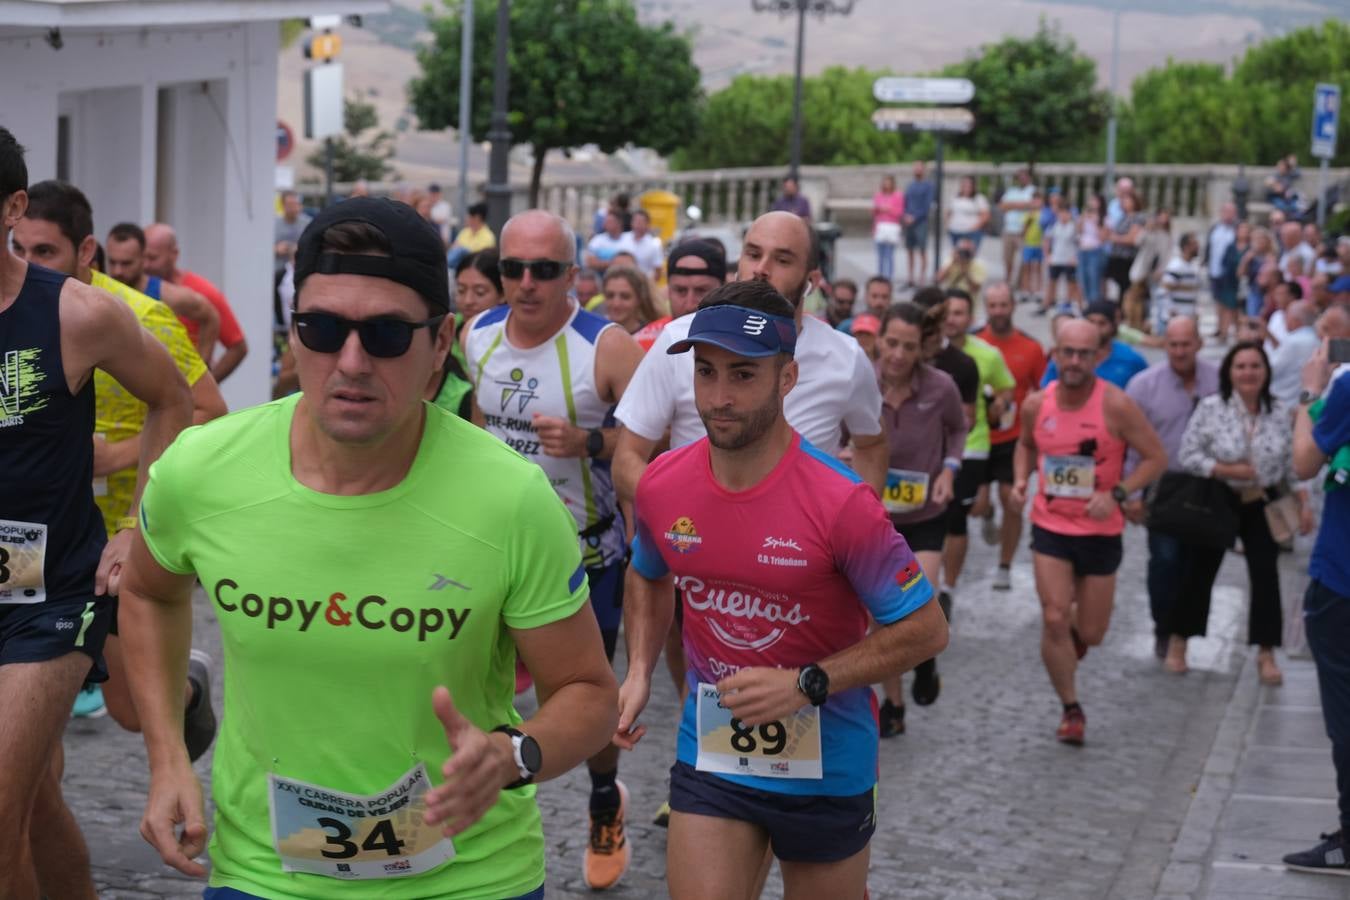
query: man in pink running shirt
[
  {"left": 1011, "top": 319, "right": 1165, "bottom": 745},
  {"left": 613, "top": 279, "right": 948, "bottom": 900}
]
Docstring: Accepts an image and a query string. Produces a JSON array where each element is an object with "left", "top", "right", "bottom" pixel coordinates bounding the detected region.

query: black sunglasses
[
  {"left": 292, "top": 311, "right": 446, "bottom": 358},
  {"left": 499, "top": 258, "right": 571, "bottom": 281}
]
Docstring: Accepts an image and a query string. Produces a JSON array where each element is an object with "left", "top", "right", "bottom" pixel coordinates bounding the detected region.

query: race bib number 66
[
  {"left": 268, "top": 763, "right": 454, "bottom": 880},
  {"left": 695, "top": 683, "right": 822, "bottom": 779}
]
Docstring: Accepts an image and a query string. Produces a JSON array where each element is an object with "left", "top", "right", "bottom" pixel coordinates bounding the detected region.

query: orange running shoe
[
  {"left": 583, "top": 780, "right": 631, "bottom": 890},
  {"left": 1057, "top": 706, "right": 1086, "bottom": 745}
]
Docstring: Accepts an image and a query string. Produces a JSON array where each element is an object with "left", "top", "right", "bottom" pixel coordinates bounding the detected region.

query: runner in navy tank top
[{"left": 0, "top": 128, "right": 193, "bottom": 898}]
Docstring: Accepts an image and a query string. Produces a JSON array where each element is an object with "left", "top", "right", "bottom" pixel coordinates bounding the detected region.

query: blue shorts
[
  {"left": 904, "top": 218, "right": 929, "bottom": 250},
  {"left": 587, "top": 560, "right": 624, "bottom": 661},
  {"left": 1022, "top": 246, "right": 1044, "bottom": 263},
  {"left": 0, "top": 594, "right": 112, "bottom": 682},
  {"left": 669, "top": 761, "right": 875, "bottom": 863},
  {"left": 204, "top": 885, "right": 546, "bottom": 900}
]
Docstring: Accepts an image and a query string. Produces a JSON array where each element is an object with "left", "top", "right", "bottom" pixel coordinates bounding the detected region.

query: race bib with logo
[
  {"left": 268, "top": 763, "right": 454, "bottom": 880},
  {"left": 0, "top": 519, "right": 47, "bottom": 604},
  {"left": 695, "top": 682, "right": 822, "bottom": 779},
  {"left": 1043, "top": 454, "right": 1096, "bottom": 499},
  {"left": 882, "top": 469, "right": 930, "bottom": 515}
]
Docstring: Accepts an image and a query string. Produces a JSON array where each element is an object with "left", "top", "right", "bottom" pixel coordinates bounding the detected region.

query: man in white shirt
[
  {"left": 585, "top": 211, "right": 628, "bottom": 272},
  {"left": 1279, "top": 221, "right": 1317, "bottom": 279},
  {"left": 999, "top": 168, "right": 1038, "bottom": 283},
  {"left": 1271, "top": 301, "right": 1322, "bottom": 406},
  {"left": 1159, "top": 232, "right": 1203, "bottom": 329},
  {"left": 612, "top": 211, "right": 887, "bottom": 504},
  {"left": 617, "top": 210, "right": 664, "bottom": 281}
]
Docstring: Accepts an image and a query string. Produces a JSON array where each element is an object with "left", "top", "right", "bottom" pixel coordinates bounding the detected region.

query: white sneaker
[
  {"left": 992, "top": 566, "right": 1012, "bottom": 591},
  {"left": 980, "top": 513, "right": 999, "bottom": 546}
]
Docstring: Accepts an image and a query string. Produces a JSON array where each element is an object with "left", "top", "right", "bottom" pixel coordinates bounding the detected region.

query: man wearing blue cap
[{"left": 613, "top": 278, "right": 947, "bottom": 900}]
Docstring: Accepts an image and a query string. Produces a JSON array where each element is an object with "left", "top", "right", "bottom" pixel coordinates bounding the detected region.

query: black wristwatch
[
  {"left": 1297, "top": 389, "right": 1319, "bottom": 406},
  {"left": 585, "top": 428, "right": 605, "bottom": 458},
  {"left": 797, "top": 664, "right": 829, "bottom": 707},
  {"left": 1110, "top": 484, "right": 1128, "bottom": 504},
  {"left": 493, "top": 726, "right": 542, "bottom": 789}
]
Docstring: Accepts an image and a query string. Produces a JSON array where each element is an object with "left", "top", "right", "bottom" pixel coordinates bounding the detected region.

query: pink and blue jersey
[{"left": 631, "top": 432, "right": 935, "bottom": 796}]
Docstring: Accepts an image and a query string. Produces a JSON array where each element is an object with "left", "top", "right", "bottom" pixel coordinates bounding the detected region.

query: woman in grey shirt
[{"left": 874, "top": 302, "right": 968, "bottom": 737}]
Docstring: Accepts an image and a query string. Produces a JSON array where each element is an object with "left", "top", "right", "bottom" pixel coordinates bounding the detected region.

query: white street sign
[
  {"left": 873, "top": 77, "right": 975, "bottom": 105},
  {"left": 872, "top": 106, "right": 975, "bottom": 134}
]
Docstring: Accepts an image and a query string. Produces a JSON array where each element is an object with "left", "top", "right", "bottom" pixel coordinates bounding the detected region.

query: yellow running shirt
[{"left": 89, "top": 270, "right": 206, "bottom": 534}]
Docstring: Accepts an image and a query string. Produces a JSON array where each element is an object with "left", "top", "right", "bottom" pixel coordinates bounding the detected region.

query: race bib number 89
[
  {"left": 1043, "top": 455, "right": 1095, "bottom": 499},
  {"left": 269, "top": 763, "right": 454, "bottom": 879},
  {"left": 695, "top": 683, "right": 822, "bottom": 779}
]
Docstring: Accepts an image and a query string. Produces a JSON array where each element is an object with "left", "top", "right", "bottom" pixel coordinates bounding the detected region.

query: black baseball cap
[
  {"left": 667, "top": 239, "right": 727, "bottom": 281},
  {"left": 294, "top": 197, "right": 451, "bottom": 313}
]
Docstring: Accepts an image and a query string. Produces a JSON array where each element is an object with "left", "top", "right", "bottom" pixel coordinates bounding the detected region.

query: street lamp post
[
  {"left": 751, "top": 0, "right": 856, "bottom": 182},
  {"left": 485, "top": 0, "right": 512, "bottom": 235}
]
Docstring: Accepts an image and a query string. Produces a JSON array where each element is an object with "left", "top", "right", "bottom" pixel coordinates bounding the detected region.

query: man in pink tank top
[{"left": 1011, "top": 319, "right": 1165, "bottom": 745}]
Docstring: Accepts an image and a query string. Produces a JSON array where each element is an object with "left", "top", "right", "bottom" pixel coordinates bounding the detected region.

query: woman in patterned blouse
[{"left": 1171, "top": 342, "right": 1314, "bottom": 683}]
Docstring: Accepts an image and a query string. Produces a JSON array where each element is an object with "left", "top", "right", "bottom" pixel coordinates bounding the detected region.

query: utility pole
[
  {"left": 457, "top": 0, "right": 474, "bottom": 224},
  {"left": 485, "top": 0, "right": 512, "bottom": 235},
  {"left": 751, "top": 1, "right": 856, "bottom": 182},
  {"left": 1104, "top": 7, "right": 1120, "bottom": 190}
]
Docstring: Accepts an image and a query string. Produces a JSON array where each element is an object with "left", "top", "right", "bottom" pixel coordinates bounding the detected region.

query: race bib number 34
[
  {"left": 0, "top": 519, "right": 46, "bottom": 605},
  {"left": 1043, "top": 454, "right": 1096, "bottom": 499},
  {"left": 695, "top": 683, "right": 822, "bottom": 779},
  {"left": 269, "top": 763, "right": 454, "bottom": 880}
]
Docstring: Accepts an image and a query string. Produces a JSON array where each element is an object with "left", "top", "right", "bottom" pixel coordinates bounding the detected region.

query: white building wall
[{"left": 0, "top": 21, "right": 280, "bottom": 410}]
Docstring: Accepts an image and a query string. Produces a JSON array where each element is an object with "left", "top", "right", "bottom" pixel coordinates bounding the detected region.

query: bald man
[
  {"left": 144, "top": 223, "right": 248, "bottom": 382},
  {"left": 1123, "top": 316, "right": 1219, "bottom": 658},
  {"left": 1013, "top": 318, "right": 1166, "bottom": 744}
]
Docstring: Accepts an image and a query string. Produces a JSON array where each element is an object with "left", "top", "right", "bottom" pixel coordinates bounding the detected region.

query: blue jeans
[
  {"left": 875, "top": 241, "right": 896, "bottom": 281},
  {"left": 1146, "top": 529, "right": 1185, "bottom": 640},
  {"left": 1246, "top": 286, "right": 1265, "bottom": 318},
  {"left": 206, "top": 884, "right": 546, "bottom": 899},
  {"left": 1077, "top": 247, "right": 1105, "bottom": 303},
  {"left": 1305, "top": 579, "right": 1350, "bottom": 833},
  {"left": 947, "top": 230, "right": 984, "bottom": 251}
]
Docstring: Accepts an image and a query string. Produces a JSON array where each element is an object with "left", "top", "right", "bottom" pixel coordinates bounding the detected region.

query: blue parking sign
[{"left": 1312, "top": 83, "right": 1340, "bottom": 159}]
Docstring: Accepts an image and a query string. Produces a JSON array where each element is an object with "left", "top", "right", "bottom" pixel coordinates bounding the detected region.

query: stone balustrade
[{"left": 313, "top": 161, "right": 1348, "bottom": 236}]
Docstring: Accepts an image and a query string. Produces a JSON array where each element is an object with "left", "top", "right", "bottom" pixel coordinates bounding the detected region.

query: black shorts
[
  {"left": 1048, "top": 264, "right": 1077, "bottom": 281},
  {"left": 983, "top": 440, "right": 1016, "bottom": 486},
  {"left": 669, "top": 761, "right": 875, "bottom": 863},
  {"left": 946, "top": 458, "right": 988, "bottom": 536},
  {"left": 587, "top": 561, "right": 625, "bottom": 662},
  {"left": 1030, "top": 525, "right": 1123, "bottom": 577},
  {"left": 894, "top": 514, "right": 947, "bottom": 554},
  {"left": 0, "top": 595, "right": 113, "bottom": 682}
]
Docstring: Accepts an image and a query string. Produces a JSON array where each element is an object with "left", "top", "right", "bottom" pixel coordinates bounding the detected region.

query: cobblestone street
[{"left": 72, "top": 519, "right": 1295, "bottom": 899}]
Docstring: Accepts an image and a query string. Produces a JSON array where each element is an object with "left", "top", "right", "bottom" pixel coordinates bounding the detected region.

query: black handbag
[{"left": 1145, "top": 471, "right": 1240, "bottom": 548}]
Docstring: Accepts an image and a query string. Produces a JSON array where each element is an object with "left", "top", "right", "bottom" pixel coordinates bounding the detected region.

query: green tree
[
  {"left": 306, "top": 97, "right": 396, "bottom": 183},
  {"left": 1231, "top": 20, "right": 1350, "bottom": 167},
  {"left": 674, "top": 66, "right": 924, "bottom": 170},
  {"left": 410, "top": 0, "right": 703, "bottom": 205},
  {"left": 946, "top": 21, "right": 1109, "bottom": 163},
  {"left": 1116, "top": 61, "right": 1239, "bottom": 163}
]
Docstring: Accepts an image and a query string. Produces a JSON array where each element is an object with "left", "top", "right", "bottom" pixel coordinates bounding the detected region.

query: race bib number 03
[
  {"left": 1043, "top": 455, "right": 1095, "bottom": 499},
  {"left": 0, "top": 519, "right": 46, "bottom": 605},
  {"left": 695, "top": 683, "right": 822, "bottom": 779},
  {"left": 882, "top": 469, "right": 929, "bottom": 514},
  {"left": 268, "top": 763, "right": 454, "bottom": 880}
]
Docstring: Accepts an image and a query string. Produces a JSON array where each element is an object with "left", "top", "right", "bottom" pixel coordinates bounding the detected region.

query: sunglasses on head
[
  {"left": 292, "top": 311, "right": 446, "bottom": 358},
  {"left": 499, "top": 258, "right": 571, "bottom": 281}
]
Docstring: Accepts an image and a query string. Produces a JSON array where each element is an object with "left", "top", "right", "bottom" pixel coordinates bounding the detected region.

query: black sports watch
[
  {"left": 585, "top": 428, "right": 605, "bottom": 458},
  {"left": 797, "top": 664, "right": 829, "bottom": 707},
  {"left": 493, "top": 726, "right": 542, "bottom": 789},
  {"left": 1298, "top": 389, "right": 1319, "bottom": 406},
  {"left": 1110, "top": 484, "right": 1128, "bottom": 504}
]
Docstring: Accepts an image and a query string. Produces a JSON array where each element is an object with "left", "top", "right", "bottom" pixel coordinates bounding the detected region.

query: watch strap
[{"left": 492, "top": 725, "right": 537, "bottom": 788}]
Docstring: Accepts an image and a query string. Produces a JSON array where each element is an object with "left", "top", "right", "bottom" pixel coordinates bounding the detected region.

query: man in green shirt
[
  {"left": 940, "top": 288, "right": 1015, "bottom": 632},
  {"left": 118, "top": 198, "right": 619, "bottom": 899}
]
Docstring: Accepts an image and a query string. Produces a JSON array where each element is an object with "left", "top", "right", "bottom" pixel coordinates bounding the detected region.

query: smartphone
[{"left": 1332, "top": 338, "right": 1350, "bottom": 364}]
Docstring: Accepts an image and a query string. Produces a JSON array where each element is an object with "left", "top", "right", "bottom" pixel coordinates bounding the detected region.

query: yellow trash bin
[{"left": 638, "top": 189, "right": 681, "bottom": 244}]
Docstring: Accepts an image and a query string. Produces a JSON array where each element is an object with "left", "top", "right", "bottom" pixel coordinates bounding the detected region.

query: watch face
[
  {"left": 801, "top": 667, "right": 828, "bottom": 702},
  {"left": 519, "top": 735, "right": 543, "bottom": 773}
]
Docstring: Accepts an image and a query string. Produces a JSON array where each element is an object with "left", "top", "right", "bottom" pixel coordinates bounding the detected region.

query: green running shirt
[
  {"left": 140, "top": 394, "right": 588, "bottom": 899},
  {"left": 955, "top": 335, "right": 1016, "bottom": 457}
]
